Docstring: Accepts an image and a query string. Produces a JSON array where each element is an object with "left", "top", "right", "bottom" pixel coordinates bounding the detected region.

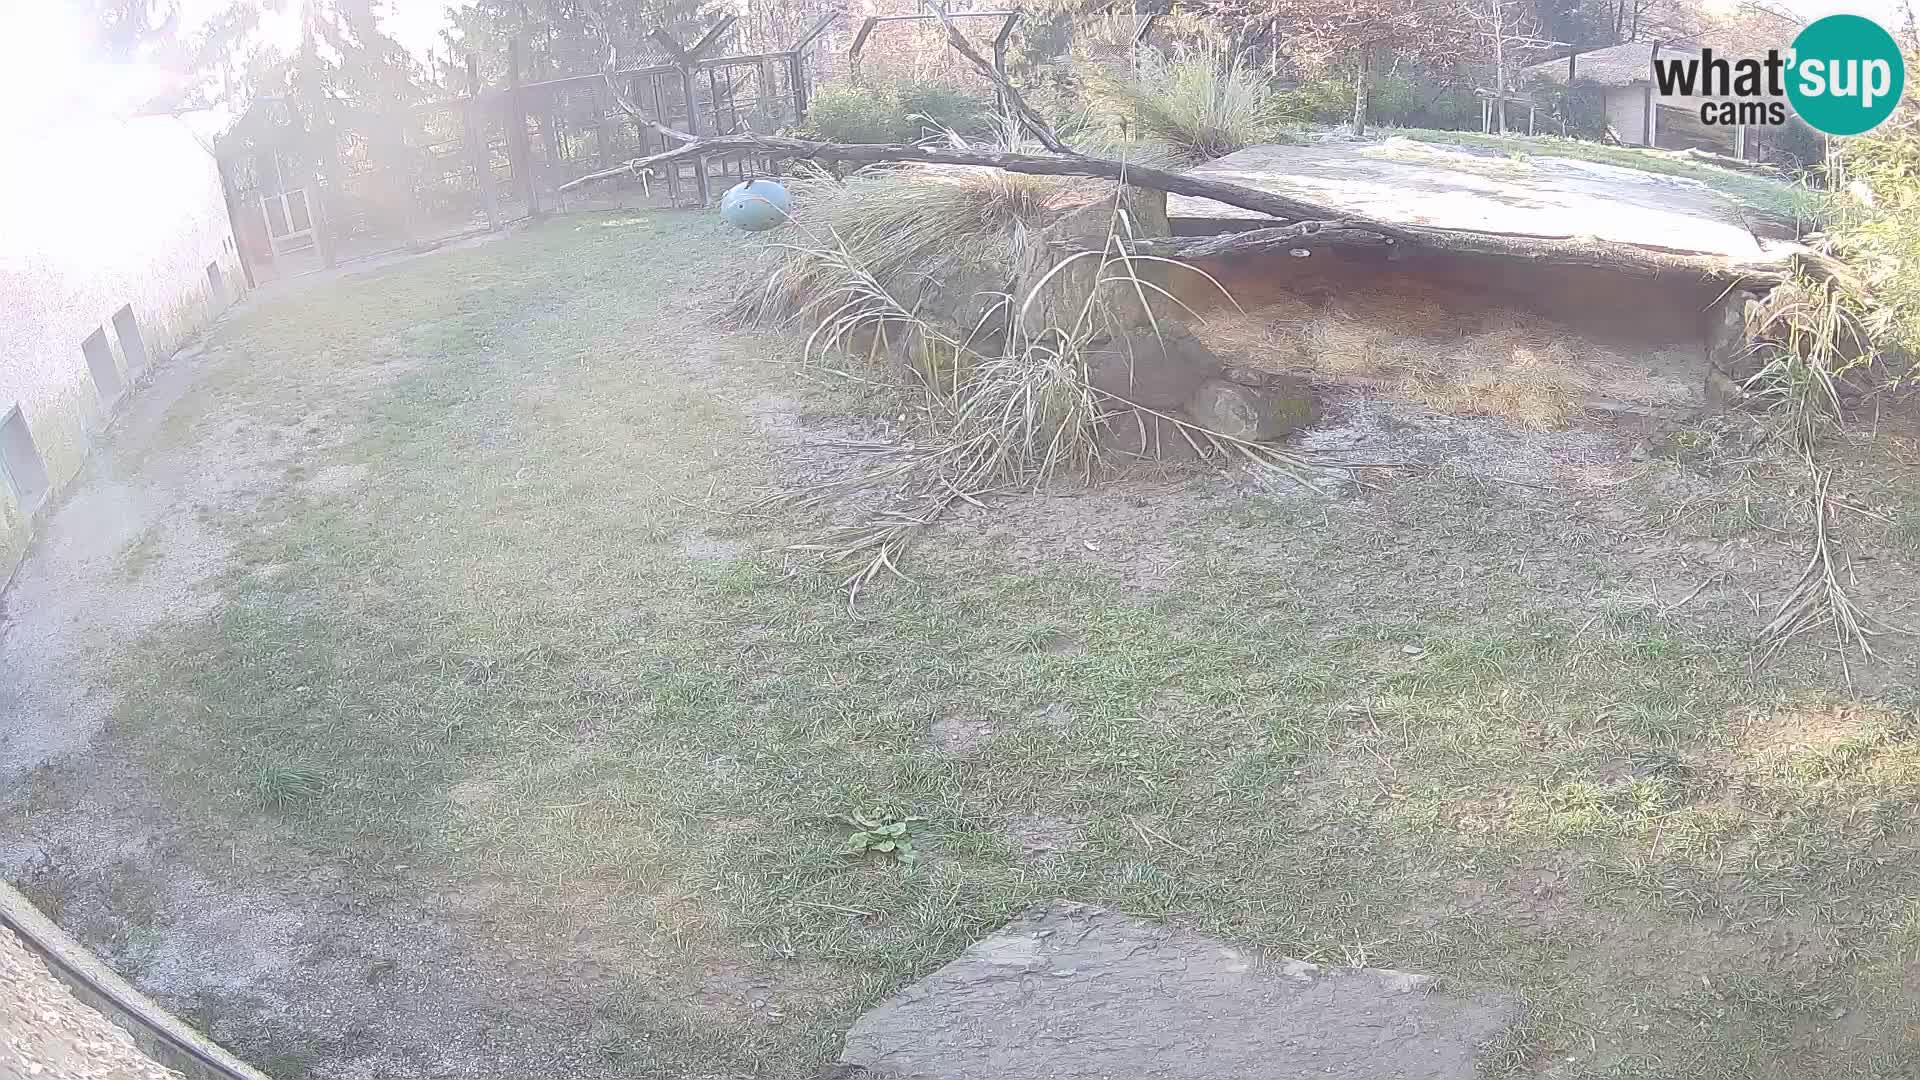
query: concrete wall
[{"left": 0, "top": 114, "right": 242, "bottom": 580}]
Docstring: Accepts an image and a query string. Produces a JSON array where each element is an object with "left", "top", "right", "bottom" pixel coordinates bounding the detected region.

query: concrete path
[{"left": 834, "top": 902, "right": 1520, "bottom": 1079}]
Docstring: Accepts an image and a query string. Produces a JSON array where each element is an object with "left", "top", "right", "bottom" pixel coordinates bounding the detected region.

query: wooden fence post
[
  {"left": 466, "top": 54, "right": 501, "bottom": 230},
  {"left": 299, "top": 65, "right": 341, "bottom": 270},
  {"left": 680, "top": 61, "right": 709, "bottom": 205},
  {"left": 756, "top": 58, "right": 778, "bottom": 130},
  {"left": 315, "top": 122, "right": 341, "bottom": 270},
  {"left": 786, "top": 10, "right": 837, "bottom": 124},
  {"left": 595, "top": 81, "right": 620, "bottom": 170},
  {"left": 788, "top": 50, "right": 808, "bottom": 119},
  {"left": 508, "top": 36, "right": 543, "bottom": 219}
]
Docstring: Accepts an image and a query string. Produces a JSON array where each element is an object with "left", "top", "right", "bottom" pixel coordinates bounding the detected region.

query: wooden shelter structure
[
  {"left": 1522, "top": 41, "right": 1784, "bottom": 158},
  {"left": 222, "top": 14, "right": 838, "bottom": 281}
]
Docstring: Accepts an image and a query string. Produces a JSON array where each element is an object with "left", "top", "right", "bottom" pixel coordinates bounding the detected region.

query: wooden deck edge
[{"left": 1, "top": 880, "right": 276, "bottom": 1080}]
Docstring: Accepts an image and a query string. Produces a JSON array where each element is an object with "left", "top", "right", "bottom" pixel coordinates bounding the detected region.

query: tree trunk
[
  {"left": 1352, "top": 47, "right": 1371, "bottom": 136},
  {"left": 1493, "top": 4, "right": 1508, "bottom": 135}
]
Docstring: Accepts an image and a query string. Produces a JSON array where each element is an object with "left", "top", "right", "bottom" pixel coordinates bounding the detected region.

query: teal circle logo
[{"left": 1788, "top": 14, "right": 1906, "bottom": 136}]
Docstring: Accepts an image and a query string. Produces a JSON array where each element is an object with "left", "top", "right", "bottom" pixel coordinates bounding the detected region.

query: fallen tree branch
[
  {"left": 561, "top": 133, "right": 1806, "bottom": 284},
  {"left": 926, "top": 0, "right": 1075, "bottom": 156},
  {"left": 1754, "top": 452, "right": 1915, "bottom": 686},
  {"left": 558, "top": 134, "right": 1427, "bottom": 230}
]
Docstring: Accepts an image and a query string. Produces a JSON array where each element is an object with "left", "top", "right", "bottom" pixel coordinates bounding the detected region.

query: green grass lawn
[
  {"left": 1385, "top": 127, "right": 1824, "bottom": 224},
  {"left": 32, "top": 212, "right": 1920, "bottom": 1078}
]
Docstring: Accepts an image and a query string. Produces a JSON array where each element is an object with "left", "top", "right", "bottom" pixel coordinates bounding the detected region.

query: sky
[
  {"left": 0, "top": 0, "right": 459, "bottom": 135},
  {"left": 374, "top": 0, "right": 456, "bottom": 56},
  {"left": 0, "top": 0, "right": 1911, "bottom": 135},
  {"left": 1783, "top": 0, "right": 1917, "bottom": 34},
  {"left": 172, "top": 0, "right": 455, "bottom": 61}
]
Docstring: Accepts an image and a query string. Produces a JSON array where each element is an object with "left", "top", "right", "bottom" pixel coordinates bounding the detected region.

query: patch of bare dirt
[
  {"left": 1586, "top": 910, "right": 1842, "bottom": 999},
  {"left": 0, "top": 356, "right": 239, "bottom": 776},
  {"left": 1734, "top": 701, "right": 1896, "bottom": 758},
  {"left": 927, "top": 476, "right": 1234, "bottom": 593},
  {"left": 1006, "top": 816, "right": 1079, "bottom": 863},
  {"left": 302, "top": 463, "right": 371, "bottom": 498},
  {"left": 931, "top": 714, "right": 995, "bottom": 754},
  {"left": 3, "top": 776, "right": 775, "bottom": 1080},
  {"left": 675, "top": 529, "right": 745, "bottom": 561}
]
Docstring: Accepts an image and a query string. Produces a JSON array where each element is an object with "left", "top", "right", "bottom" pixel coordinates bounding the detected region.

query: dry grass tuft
[
  {"left": 1307, "top": 313, "right": 1418, "bottom": 379},
  {"left": 1194, "top": 278, "right": 1604, "bottom": 428},
  {"left": 751, "top": 202, "right": 1350, "bottom": 604},
  {"left": 1439, "top": 324, "right": 1598, "bottom": 429},
  {"left": 1093, "top": 49, "right": 1286, "bottom": 164},
  {"left": 1742, "top": 275, "right": 1873, "bottom": 448},
  {"left": 725, "top": 162, "right": 1081, "bottom": 333},
  {"left": 727, "top": 124, "right": 1177, "bottom": 337},
  {"left": 1743, "top": 266, "right": 1914, "bottom": 675},
  {"left": 1296, "top": 312, "right": 1596, "bottom": 429},
  {"left": 1326, "top": 288, "right": 1473, "bottom": 340}
]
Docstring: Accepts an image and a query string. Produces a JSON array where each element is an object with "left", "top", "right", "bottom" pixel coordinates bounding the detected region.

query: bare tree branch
[
  {"left": 925, "top": 0, "right": 1077, "bottom": 155},
  {"left": 577, "top": 0, "right": 698, "bottom": 145}
]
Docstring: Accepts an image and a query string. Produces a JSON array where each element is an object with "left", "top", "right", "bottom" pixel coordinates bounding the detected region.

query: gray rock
[
  {"left": 1086, "top": 330, "right": 1224, "bottom": 409},
  {"left": 1705, "top": 288, "right": 1766, "bottom": 385},
  {"left": 834, "top": 902, "right": 1520, "bottom": 1080},
  {"left": 1046, "top": 188, "right": 1171, "bottom": 246},
  {"left": 1188, "top": 376, "right": 1316, "bottom": 441},
  {"left": 1098, "top": 408, "right": 1206, "bottom": 462},
  {"left": 1704, "top": 364, "right": 1749, "bottom": 408},
  {"left": 1023, "top": 189, "right": 1171, "bottom": 334}
]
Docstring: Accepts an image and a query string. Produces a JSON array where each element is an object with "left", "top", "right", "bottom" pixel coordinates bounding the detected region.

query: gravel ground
[{"left": 0, "top": 926, "right": 177, "bottom": 1080}]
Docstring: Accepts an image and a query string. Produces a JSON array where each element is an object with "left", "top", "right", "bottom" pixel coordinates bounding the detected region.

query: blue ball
[{"left": 720, "top": 179, "right": 791, "bottom": 232}]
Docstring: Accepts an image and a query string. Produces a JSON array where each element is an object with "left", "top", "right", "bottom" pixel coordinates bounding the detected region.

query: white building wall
[
  {"left": 0, "top": 114, "right": 242, "bottom": 580},
  {"left": 1605, "top": 86, "right": 1649, "bottom": 145}
]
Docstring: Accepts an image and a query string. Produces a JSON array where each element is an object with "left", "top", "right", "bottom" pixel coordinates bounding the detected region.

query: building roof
[
  {"left": 1523, "top": 41, "right": 1663, "bottom": 88},
  {"left": 1522, "top": 40, "right": 1784, "bottom": 111}
]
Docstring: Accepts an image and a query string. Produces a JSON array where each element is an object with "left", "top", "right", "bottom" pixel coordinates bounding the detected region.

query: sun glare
[{"left": 0, "top": 3, "right": 169, "bottom": 134}]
